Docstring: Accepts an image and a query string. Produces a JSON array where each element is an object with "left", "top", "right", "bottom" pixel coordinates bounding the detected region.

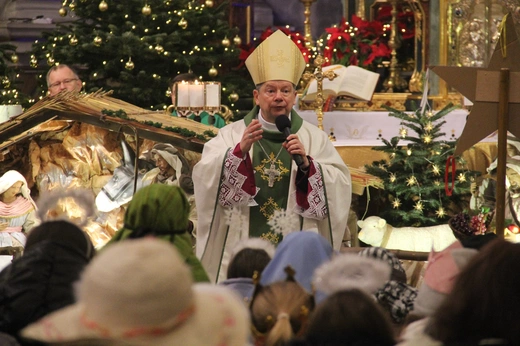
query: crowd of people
[{"left": 0, "top": 30, "right": 517, "bottom": 345}]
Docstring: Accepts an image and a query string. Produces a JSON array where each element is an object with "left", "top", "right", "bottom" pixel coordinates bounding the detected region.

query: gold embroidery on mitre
[
  {"left": 271, "top": 50, "right": 289, "bottom": 68},
  {"left": 259, "top": 197, "right": 280, "bottom": 220}
]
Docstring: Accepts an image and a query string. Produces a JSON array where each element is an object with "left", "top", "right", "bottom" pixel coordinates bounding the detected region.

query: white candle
[
  {"left": 205, "top": 83, "right": 220, "bottom": 108},
  {"left": 176, "top": 81, "right": 190, "bottom": 108},
  {"left": 189, "top": 81, "right": 204, "bottom": 108}
]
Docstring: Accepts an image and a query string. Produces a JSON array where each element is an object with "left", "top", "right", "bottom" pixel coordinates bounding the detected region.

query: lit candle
[
  {"left": 176, "top": 81, "right": 190, "bottom": 108},
  {"left": 205, "top": 82, "right": 220, "bottom": 108},
  {"left": 189, "top": 81, "right": 204, "bottom": 108}
]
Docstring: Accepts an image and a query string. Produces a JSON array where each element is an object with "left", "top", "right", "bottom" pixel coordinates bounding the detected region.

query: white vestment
[{"left": 193, "top": 108, "right": 351, "bottom": 282}]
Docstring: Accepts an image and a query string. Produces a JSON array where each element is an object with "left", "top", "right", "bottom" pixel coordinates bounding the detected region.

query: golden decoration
[
  {"left": 426, "top": 110, "right": 433, "bottom": 117},
  {"left": 389, "top": 173, "right": 396, "bottom": 183},
  {"left": 205, "top": 0, "right": 214, "bottom": 7},
  {"left": 458, "top": 173, "right": 467, "bottom": 182},
  {"left": 10, "top": 54, "right": 18, "bottom": 64},
  {"left": 228, "top": 92, "right": 239, "bottom": 102},
  {"left": 400, "top": 127, "right": 407, "bottom": 137},
  {"left": 155, "top": 44, "right": 164, "bottom": 54},
  {"left": 93, "top": 35, "right": 102, "bottom": 46},
  {"left": 47, "top": 56, "right": 55, "bottom": 66},
  {"left": 434, "top": 180, "right": 441, "bottom": 186},
  {"left": 99, "top": 0, "right": 108, "bottom": 11},
  {"left": 69, "top": 36, "right": 78, "bottom": 46},
  {"left": 260, "top": 231, "right": 281, "bottom": 244},
  {"left": 142, "top": 4, "right": 152, "bottom": 16},
  {"left": 406, "top": 149, "right": 412, "bottom": 156},
  {"left": 406, "top": 176, "right": 417, "bottom": 186},
  {"left": 432, "top": 165, "right": 440, "bottom": 175},
  {"left": 414, "top": 200, "right": 424, "bottom": 212},
  {"left": 436, "top": 207, "right": 446, "bottom": 218},
  {"left": 424, "top": 122, "right": 433, "bottom": 131},
  {"left": 259, "top": 197, "right": 281, "bottom": 220},
  {"left": 125, "top": 57, "right": 134, "bottom": 70},
  {"left": 423, "top": 134, "right": 432, "bottom": 143},
  {"left": 178, "top": 17, "right": 188, "bottom": 29},
  {"left": 233, "top": 35, "right": 242, "bottom": 46},
  {"left": 392, "top": 198, "right": 401, "bottom": 209},
  {"left": 59, "top": 7, "right": 68, "bottom": 17},
  {"left": 221, "top": 36, "right": 230, "bottom": 47},
  {"left": 208, "top": 66, "right": 218, "bottom": 77}
]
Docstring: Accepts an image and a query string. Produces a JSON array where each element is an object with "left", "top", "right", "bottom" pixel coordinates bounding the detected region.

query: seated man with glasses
[{"left": 46, "top": 65, "right": 82, "bottom": 96}]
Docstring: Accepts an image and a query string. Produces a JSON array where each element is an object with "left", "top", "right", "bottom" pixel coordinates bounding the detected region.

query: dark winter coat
[{"left": 0, "top": 240, "right": 91, "bottom": 338}]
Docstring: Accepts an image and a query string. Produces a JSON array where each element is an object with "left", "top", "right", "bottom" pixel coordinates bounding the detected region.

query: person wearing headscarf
[
  {"left": 0, "top": 171, "right": 39, "bottom": 247},
  {"left": 0, "top": 220, "right": 95, "bottom": 340},
  {"left": 105, "top": 184, "right": 209, "bottom": 282}
]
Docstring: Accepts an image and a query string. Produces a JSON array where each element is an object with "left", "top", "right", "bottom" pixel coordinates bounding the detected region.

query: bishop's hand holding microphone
[{"left": 275, "top": 115, "right": 308, "bottom": 169}]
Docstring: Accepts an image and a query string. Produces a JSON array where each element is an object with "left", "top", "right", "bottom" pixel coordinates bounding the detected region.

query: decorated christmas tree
[
  {"left": 30, "top": 0, "right": 253, "bottom": 111},
  {"left": 364, "top": 104, "right": 478, "bottom": 227},
  {"left": 0, "top": 43, "right": 30, "bottom": 107}
]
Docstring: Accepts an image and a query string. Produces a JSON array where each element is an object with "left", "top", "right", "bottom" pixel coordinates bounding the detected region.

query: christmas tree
[
  {"left": 0, "top": 43, "right": 30, "bottom": 107},
  {"left": 30, "top": 0, "right": 253, "bottom": 112},
  {"left": 364, "top": 104, "right": 478, "bottom": 227}
]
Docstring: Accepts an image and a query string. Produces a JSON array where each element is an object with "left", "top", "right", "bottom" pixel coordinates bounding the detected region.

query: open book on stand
[{"left": 302, "top": 65, "right": 380, "bottom": 102}]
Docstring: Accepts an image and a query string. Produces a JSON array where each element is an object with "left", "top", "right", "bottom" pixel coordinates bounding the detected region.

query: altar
[{"left": 297, "top": 108, "right": 498, "bottom": 181}]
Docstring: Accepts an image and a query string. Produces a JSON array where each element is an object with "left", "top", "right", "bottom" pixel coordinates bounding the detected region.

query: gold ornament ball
[
  {"left": 69, "top": 36, "right": 78, "bottom": 46},
  {"left": 229, "top": 92, "right": 239, "bottom": 103},
  {"left": 69, "top": 2, "right": 76, "bottom": 10},
  {"left": 221, "top": 37, "right": 230, "bottom": 47},
  {"left": 233, "top": 35, "right": 242, "bottom": 46},
  {"left": 125, "top": 59, "right": 135, "bottom": 70},
  {"left": 208, "top": 66, "right": 218, "bottom": 77},
  {"left": 155, "top": 44, "right": 164, "bottom": 54},
  {"left": 99, "top": 0, "right": 108, "bottom": 11},
  {"left": 11, "top": 54, "right": 18, "bottom": 64},
  {"left": 59, "top": 7, "right": 67, "bottom": 17},
  {"left": 47, "top": 57, "right": 55, "bottom": 66},
  {"left": 178, "top": 17, "right": 188, "bottom": 29},
  {"left": 205, "top": 0, "right": 214, "bottom": 7},
  {"left": 142, "top": 4, "right": 152, "bottom": 16},
  {"left": 93, "top": 36, "right": 103, "bottom": 46}
]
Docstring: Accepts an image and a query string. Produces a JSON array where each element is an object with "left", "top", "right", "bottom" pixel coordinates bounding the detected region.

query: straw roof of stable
[{"left": 0, "top": 90, "right": 218, "bottom": 152}]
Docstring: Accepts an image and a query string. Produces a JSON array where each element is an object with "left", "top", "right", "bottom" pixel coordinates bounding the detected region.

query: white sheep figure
[{"left": 357, "top": 216, "right": 458, "bottom": 252}]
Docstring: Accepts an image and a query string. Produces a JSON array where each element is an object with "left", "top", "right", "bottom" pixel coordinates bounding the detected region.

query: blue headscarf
[{"left": 260, "top": 231, "right": 335, "bottom": 293}]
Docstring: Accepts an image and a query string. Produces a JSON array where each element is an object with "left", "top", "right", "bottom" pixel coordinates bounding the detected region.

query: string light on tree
[
  {"left": 11, "top": 54, "right": 18, "bottom": 63},
  {"left": 30, "top": 55, "right": 38, "bottom": 68},
  {"left": 99, "top": 0, "right": 108, "bottom": 12},
  {"left": 205, "top": 0, "right": 214, "bottom": 7},
  {"left": 389, "top": 173, "right": 396, "bottom": 183},
  {"left": 400, "top": 127, "right": 407, "bottom": 137},
  {"left": 47, "top": 56, "right": 55, "bottom": 66},
  {"left": 392, "top": 198, "right": 401, "bottom": 209},
  {"left": 155, "top": 44, "right": 164, "bottom": 54},
  {"left": 423, "top": 134, "right": 432, "bottom": 144},
  {"left": 142, "top": 4, "right": 152, "bottom": 16},
  {"left": 2, "top": 76, "right": 10, "bottom": 88},
  {"left": 414, "top": 200, "right": 424, "bottom": 212}
]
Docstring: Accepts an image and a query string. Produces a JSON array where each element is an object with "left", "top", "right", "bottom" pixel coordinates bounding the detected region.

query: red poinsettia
[
  {"left": 320, "top": 16, "right": 391, "bottom": 70},
  {"left": 237, "top": 27, "right": 311, "bottom": 68}
]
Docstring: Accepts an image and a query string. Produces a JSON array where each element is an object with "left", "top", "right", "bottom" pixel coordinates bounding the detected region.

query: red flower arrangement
[
  {"left": 238, "top": 27, "right": 311, "bottom": 68},
  {"left": 320, "top": 15, "right": 391, "bottom": 70}
]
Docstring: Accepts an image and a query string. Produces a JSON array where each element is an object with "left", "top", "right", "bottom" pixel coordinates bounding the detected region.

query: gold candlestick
[
  {"left": 302, "top": 54, "right": 337, "bottom": 131},
  {"left": 383, "top": 0, "right": 408, "bottom": 92},
  {"left": 300, "top": 0, "right": 316, "bottom": 47}
]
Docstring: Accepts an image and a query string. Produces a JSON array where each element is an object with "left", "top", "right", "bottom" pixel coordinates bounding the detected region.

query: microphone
[{"left": 275, "top": 115, "right": 304, "bottom": 167}]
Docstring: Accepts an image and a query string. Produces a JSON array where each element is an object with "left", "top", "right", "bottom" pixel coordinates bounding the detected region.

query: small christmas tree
[
  {"left": 30, "top": 0, "right": 253, "bottom": 111},
  {"left": 0, "top": 43, "right": 30, "bottom": 107},
  {"left": 364, "top": 103, "right": 478, "bottom": 227}
]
